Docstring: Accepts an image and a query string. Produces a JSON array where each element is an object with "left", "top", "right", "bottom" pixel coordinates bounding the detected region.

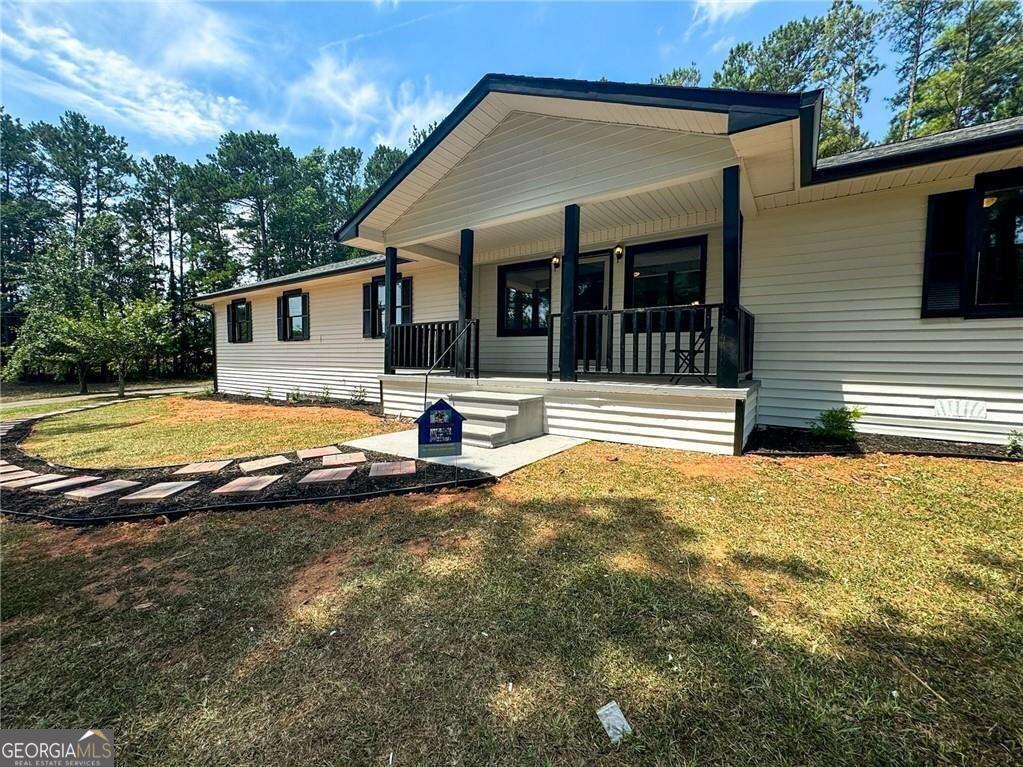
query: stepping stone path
[
  {"left": 120, "top": 481, "right": 199, "bottom": 504},
  {"left": 0, "top": 470, "right": 38, "bottom": 484},
  {"left": 296, "top": 445, "right": 341, "bottom": 460},
  {"left": 238, "top": 455, "right": 291, "bottom": 473},
  {"left": 3, "top": 473, "right": 67, "bottom": 489},
  {"left": 369, "top": 460, "right": 417, "bottom": 478},
  {"left": 65, "top": 479, "right": 141, "bottom": 500},
  {"left": 0, "top": 464, "right": 26, "bottom": 475},
  {"left": 30, "top": 475, "right": 101, "bottom": 492},
  {"left": 173, "top": 459, "right": 232, "bottom": 475},
  {"left": 212, "top": 475, "right": 282, "bottom": 494},
  {"left": 323, "top": 452, "right": 367, "bottom": 466},
  {"left": 298, "top": 467, "right": 356, "bottom": 484}
]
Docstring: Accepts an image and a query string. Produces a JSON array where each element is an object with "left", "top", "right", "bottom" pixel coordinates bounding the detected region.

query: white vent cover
[{"left": 934, "top": 399, "right": 988, "bottom": 420}]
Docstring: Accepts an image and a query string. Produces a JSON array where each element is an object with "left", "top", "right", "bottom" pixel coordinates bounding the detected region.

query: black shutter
[
  {"left": 276, "top": 295, "right": 285, "bottom": 340},
  {"left": 226, "top": 302, "right": 236, "bottom": 343},
  {"left": 400, "top": 276, "right": 413, "bottom": 324},
  {"left": 922, "top": 190, "right": 970, "bottom": 317},
  {"left": 362, "top": 283, "right": 373, "bottom": 337},
  {"left": 301, "top": 293, "right": 310, "bottom": 340}
]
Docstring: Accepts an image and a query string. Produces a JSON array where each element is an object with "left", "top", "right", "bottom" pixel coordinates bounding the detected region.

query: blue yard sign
[{"left": 417, "top": 399, "right": 465, "bottom": 458}]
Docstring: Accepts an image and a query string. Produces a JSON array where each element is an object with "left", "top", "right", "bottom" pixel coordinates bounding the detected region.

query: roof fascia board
[{"left": 194, "top": 258, "right": 405, "bottom": 303}]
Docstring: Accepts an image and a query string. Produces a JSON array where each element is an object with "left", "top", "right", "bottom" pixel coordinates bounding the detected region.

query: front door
[{"left": 575, "top": 252, "right": 610, "bottom": 364}]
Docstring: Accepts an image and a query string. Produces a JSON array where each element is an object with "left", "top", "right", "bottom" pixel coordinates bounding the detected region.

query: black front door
[{"left": 575, "top": 253, "right": 609, "bottom": 363}]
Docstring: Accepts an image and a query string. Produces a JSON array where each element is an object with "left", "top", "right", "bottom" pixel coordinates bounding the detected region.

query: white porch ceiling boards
[
  {"left": 360, "top": 91, "right": 733, "bottom": 240},
  {"left": 384, "top": 111, "right": 737, "bottom": 247}
]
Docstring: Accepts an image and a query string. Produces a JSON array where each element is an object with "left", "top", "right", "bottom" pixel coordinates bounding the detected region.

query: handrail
[{"left": 422, "top": 319, "right": 478, "bottom": 411}]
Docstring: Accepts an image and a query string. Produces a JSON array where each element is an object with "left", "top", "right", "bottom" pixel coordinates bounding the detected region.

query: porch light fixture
[
  {"left": 982, "top": 196, "right": 998, "bottom": 208},
  {"left": 613, "top": 244, "right": 625, "bottom": 261},
  {"left": 551, "top": 255, "right": 560, "bottom": 269}
]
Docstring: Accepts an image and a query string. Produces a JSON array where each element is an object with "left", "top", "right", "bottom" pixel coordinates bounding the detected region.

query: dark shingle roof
[{"left": 194, "top": 253, "right": 387, "bottom": 301}]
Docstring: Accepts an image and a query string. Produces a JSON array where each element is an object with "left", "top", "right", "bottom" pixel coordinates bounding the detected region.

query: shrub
[
  {"left": 263, "top": 387, "right": 273, "bottom": 401},
  {"left": 317, "top": 385, "right": 332, "bottom": 404},
  {"left": 810, "top": 406, "right": 864, "bottom": 442},
  {"left": 1008, "top": 430, "right": 1023, "bottom": 459},
  {"left": 349, "top": 386, "right": 367, "bottom": 407},
  {"left": 201, "top": 384, "right": 214, "bottom": 397},
  {"left": 286, "top": 387, "right": 303, "bottom": 404}
]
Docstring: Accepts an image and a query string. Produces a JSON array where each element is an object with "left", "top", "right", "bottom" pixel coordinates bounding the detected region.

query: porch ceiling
[{"left": 423, "top": 174, "right": 724, "bottom": 262}]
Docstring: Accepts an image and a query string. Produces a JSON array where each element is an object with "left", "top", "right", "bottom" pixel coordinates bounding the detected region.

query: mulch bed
[
  {"left": 747, "top": 425, "right": 1020, "bottom": 461},
  {"left": 1, "top": 420, "right": 492, "bottom": 525}
]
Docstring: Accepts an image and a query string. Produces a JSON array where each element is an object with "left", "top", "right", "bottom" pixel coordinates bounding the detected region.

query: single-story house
[{"left": 197, "top": 74, "right": 1022, "bottom": 455}]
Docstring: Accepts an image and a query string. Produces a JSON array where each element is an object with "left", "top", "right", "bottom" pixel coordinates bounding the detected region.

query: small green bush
[
  {"left": 286, "top": 387, "right": 303, "bottom": 404},
  {"left": 317, "top": 385, "right": 332, "bottom": 404},
  {"left": 349, "top": 386, "right": 367, "bottom": 407},
  {"left": 810, "top": 406, "right": 864, "bottom": 442},
  {"left": 1008, "top": 430, "right": 1023, "bottom": 459},
  {"left": 263, "top": 387, "right": 273, "bottom": 401}
]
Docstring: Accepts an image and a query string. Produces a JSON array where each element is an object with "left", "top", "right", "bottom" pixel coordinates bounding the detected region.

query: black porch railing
[
  {"left": 546, "top": 303, "right": 755, "bottom": 385},
  {"left": 391, "top": 319, "right": 480, "bottom": 377}
]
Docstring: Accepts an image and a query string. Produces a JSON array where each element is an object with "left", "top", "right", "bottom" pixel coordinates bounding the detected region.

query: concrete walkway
[
  {"left": 345, "top": 429, "right": 585, "bottom": 477},
  {"left": 2, "top": 384, "right": 207, "bottom": 409}
]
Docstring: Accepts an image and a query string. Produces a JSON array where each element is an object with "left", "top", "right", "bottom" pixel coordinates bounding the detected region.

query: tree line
[
  {"left": 1, "top": 108, "right": 431, "bottom": 391},
  {"left": 654, "top": 0, "right": 1021, "bottom": 156},
  {"left": 1, "top": 0, "right": 1019, "bottom": 390}
]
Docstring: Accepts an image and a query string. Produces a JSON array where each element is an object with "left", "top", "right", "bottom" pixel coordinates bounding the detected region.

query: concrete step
[
  {"left": 448, "top": 390, "right": 546, "bottom": 449},
  {"left": 463, "top": 422, "right": 510, "bottom": 448},
  {"left": 451, "top": 404, "right": 516, "bottom": 426}
]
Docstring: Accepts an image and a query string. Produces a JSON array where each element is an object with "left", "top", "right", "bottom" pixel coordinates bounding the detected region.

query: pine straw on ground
[
  {"left": 20, "top": 395, "right": 406, "bottom": 468},
  {"left": 2, "top": 443, "right": 1021, "bottom": 765}
]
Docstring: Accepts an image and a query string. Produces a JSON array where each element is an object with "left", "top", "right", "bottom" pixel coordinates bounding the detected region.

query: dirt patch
[
  {"left": 285, "top": 549, "right": 353, "bottom": 608},
  {"left": 668, "top": 455, "right": 750, "bottom": 480},
  {"left": 402, "top": 537, "right": 432, "bottom": 556},
  {"left": 20, "top": 521, "right": 167, "bottom": 560},
  {"left": 606, "top": 550, "right": 672, "bottom": 578}
]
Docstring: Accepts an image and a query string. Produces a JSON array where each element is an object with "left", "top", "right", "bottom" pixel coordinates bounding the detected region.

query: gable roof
[
  {"left": 194, "top": 253, "right": 390, "bottom": 302},
  {"left": 334, "top": 73, "right": 821, "bottom": 243}
]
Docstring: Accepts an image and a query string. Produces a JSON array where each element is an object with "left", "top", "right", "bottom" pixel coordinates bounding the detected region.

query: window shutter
[
  {"left": 226, "top": 302, "right": 236, "bottom": 343},
  {"left": 922, "top": 190, "right": 970, "bottom": 317},
  {"left": 276, "top": 295, "right": 285, "bottom": 340},
  {"left": 362, "top": 283, "right": 373, "bottom": 337},
  {"left": 400, "top": 276, "right": 413, "bottom": 324},
  {"left": 301, "top": 292, "right": 310, "bottom": 340}
]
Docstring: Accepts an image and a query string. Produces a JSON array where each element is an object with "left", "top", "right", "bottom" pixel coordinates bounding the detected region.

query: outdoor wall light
[
  {"left": 613, "top": 244, "right": 625, "bottom": 261},
  {"left": 551, "top": 255, "right": 561, "bottom": 269},
  {"left": 982, "top": 196, "right": 997, "bottom": 208}
]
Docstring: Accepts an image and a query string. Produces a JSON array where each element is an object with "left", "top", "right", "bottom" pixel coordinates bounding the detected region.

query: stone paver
[
  {"left": 173, "top": 459, "right": 232, "bottom": 475},
  {"left": 0, "top": 464, "right": 25, "bottom": 474},
  {"left": 238, "top": 455, "right": 291, "bottom": 473},
  {"left": 296, "top": 445, "right": 341, "bottom": 460},
  {"left": 0, "top": 459, "right": 9, "bottom": 465},
  {"left": 323, "top": 451, "right": 367, "bottom": 466},
  {"left": 30, "top": 475, "right": 102, "bottom": 492},
  {"left": 368, "top": 460, "right": 417, "bottom": 478},
  {"left": 65, "top": 479, "right": 141, "bottom": 500},
  {"left": 0, "top": 470, "right": 38, "bottom": 484},
  {"left": 119, "top": 481, "right": 199, "bottom": 504},
  {"left": 2, "top": 473, "right": 67, "bottom": 489},
  {"left": 212, "top": 475, "right": 282, "bottom": 494},
  {"left": 298, "top": 467, "right": 356, "bottom": 484}
]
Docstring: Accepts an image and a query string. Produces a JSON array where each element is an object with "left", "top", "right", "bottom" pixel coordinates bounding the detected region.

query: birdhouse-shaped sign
[{"left": 416, "top": 399, "right": 465, "bottom": 458}]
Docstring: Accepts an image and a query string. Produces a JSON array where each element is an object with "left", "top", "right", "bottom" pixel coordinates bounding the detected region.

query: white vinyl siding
[{"left": 743, "top": 182, "right": 1023, "bottom": 445}]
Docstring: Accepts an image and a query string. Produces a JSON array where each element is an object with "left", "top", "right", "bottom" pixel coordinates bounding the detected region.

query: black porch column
[
  {"left": 558, "top": 204, "right": 580, "bottom": 381},
  {"left": 717, "top": 165, "right": 741, "bottom": 388},
  {"left": 384, "top": 246, "right": 398, "bottom": 375},
  {"left": 455, "top": 228, "right": 474, "bottom": 376}
]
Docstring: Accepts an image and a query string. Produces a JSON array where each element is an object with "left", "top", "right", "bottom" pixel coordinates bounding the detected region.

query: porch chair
[{"left": 669, "top": 318, "right": 713, "bottom": 385}]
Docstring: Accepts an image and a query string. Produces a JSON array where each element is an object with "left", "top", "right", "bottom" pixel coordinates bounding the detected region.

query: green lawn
[
  {"left": 20, "top": 395, "right": 404, "bottom": 467},
  {"left": 2, "top": 443, "right": 1021, "bottom": 765},
  {"left": 0, "top": 378, "right": 208, "bottom": 403}
]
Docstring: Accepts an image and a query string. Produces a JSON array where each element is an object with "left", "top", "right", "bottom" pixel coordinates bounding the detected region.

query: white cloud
[
  {"left": 711, "top": 34, "right": 737, "bottom": 55},
  {"left": 154, "top": 1, "right": 250, "bottom": 73},
  {"left": 288, "top": 52, "right": 454, "bottom": 149},
  {"left": 1, "top": 6, "right": 247, "bottom": 141},
  {"left": 692, "top": 0, "right": 761, "bottom": 25}
]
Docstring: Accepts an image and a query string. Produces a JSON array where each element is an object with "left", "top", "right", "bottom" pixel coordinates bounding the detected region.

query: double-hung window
[
  {"left": 277, "top": 289, "right": 310, "bottom": 341},
  {"left": 363, "top": 275, "right": 412, "bottom": 338},
  {"left": 226, "top": 298, "right": 252, "bottom": 343}
]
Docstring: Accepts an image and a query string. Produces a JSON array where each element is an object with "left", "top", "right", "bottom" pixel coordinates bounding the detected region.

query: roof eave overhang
[{"left": 334, "top": 74, "right": 816, "bottom": 244}]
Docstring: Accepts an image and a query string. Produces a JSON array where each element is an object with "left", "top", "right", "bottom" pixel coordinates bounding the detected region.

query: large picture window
[
  {"left": 226, "top": 298, "right": 252, "bottom": 343},
  {"left": 497, "top": 259, "right": 551, "bottom": 336},
  {"left": 922, "top": 168, "right": 1023, "bottom": 318},
  {"left": 277, "top": 289, "right": 309, "bottom": 341},
  {"left": 363, "top": 275, "right": 412, "bottom": 338},
  {"left": 624, "top": 236, "right": 707, "bottom": 331}
]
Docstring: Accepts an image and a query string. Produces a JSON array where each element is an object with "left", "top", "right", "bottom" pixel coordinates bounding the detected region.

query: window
[
  {"left": 363, "top": 275, "right": 412, "bottom": 338},
  {"left": 277, "top": 290, "right": 309, "bottom": 341},
  {"left": 624, "top": 236, "right": 707, "bottom": 331},
  {"left": 497, "top": 259, "right": 551, "bottom": 336},
  {"left": 922, "top": 169, "right": 1023, "bottom": 318},
  {"left": 226, "top": 298, "right": 252, "bottom": 343}
]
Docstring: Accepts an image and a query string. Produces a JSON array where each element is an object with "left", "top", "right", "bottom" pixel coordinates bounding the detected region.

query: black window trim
[
  {"left": 367, "top": 273, "right": 412, "bottom": 339},
  {"left": 226, "top": 297, "right": 253, "bottom": 344},
  {"left": 965, "top": 167, "right": 1023, "bottom": 319},
  {"left": 497, "top": 257, "right": 553, "bottom": 338},
  {"left": 278, "top": 288, "right": 310, "bottom": 342}
]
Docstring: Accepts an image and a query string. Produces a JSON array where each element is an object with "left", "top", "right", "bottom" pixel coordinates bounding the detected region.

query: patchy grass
[
  {"left": 0, "top": 378, "right": 208, "bottom": 403},
  {"left": 21, "top": 395, "right": 405, "bottom": 467},
  {"left": 2, "top": 444, "right": 1021, "bottom": 765}
]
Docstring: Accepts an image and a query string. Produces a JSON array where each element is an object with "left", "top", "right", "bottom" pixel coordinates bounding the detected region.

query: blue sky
[{"left": 1, "top": 1, "right": 898, "bottom": 163}]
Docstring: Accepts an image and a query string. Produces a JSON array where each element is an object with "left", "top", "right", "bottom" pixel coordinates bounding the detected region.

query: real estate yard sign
[{"left": 417, "top": 399, "right": 465, "bottom": 458}]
